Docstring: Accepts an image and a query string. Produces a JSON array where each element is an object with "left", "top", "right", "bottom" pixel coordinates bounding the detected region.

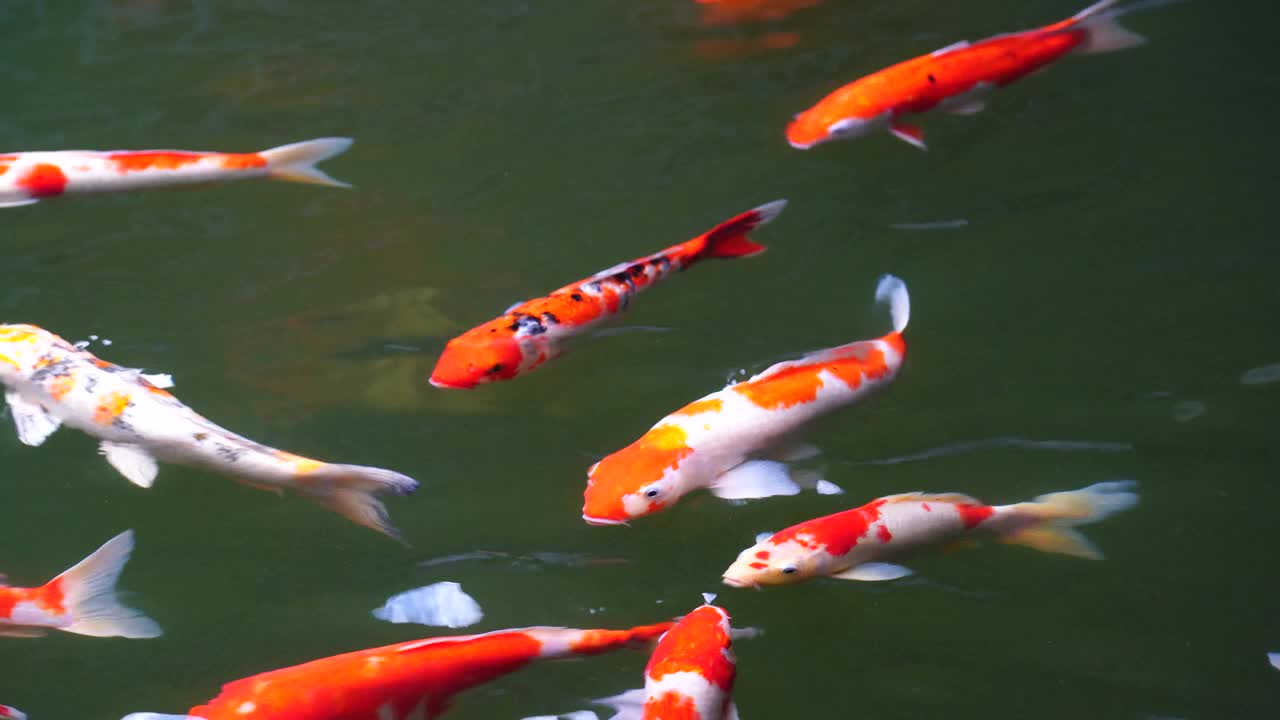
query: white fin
[
  {"left": 1268, "top": 652, "right": 1280, "bottom": 671},
  {"left": 1073, "top": 7, "right": 1146, "bottom": 54},
  {"left": 726, "top": 702, "right": 740, "bottom": 720},
  {"left": 260, "top": 137, "right": 354, "bottom": 188},
  {"left": 593, "top": 689, "right": 646, "bottom": 720},
  {"left": 121, "top": 715, "right": 199, "bottom": 720},
  {"left": 57, "top": 530, "right": 163, "bottom": 638},
  {"left": 302, "top": 464, "right": 419, "bottom": 540},
  {"left": 710, "top": 460, "right": 801, "bottom": 500},
  {"left": 0, "top": 199, "right": 39, "bottom": 208},
  {"left": 100, "top": 442, "right": 159, "bottom": 488},
  {"left": 140, "top": 373, "right": 174, "bottom": 389},
  {"left": 372, "top": 581, "right": 483, "bottom": 628},
  {"left": 875, "top": 274, "right": 910, "bottom": 334},
  {"left": 946, "top": 100, "right": 986, "bottom": 115},
  {"left": 832, "top": 562, "right": 914, "bottom": 582},
  {"left": 755, "top": 531, "right": 775, "bottom": 544},
  {"left": 931, "top": 40, "right": 970, "bottom": 56},
  {"left": 701, "top": 592, "right": 718, "bottom": 605},
  {"left": 889, "top": 122, "right": 927, "bottom": 150},
  {"left": 0, "top": 627, "right": 47, "bottom": 638},
  {"left": 520, "top": 714, "right": 599, "bottom": 720},
  {"left": 815, "top": 479, "right": 844, "bottom": 496},
  {"left": 1072, "top": 0, "right": 1122, "bottom": 21},
  {"left": 6, "top": 390, "right": 61, "bottom": 446},
  {"left": 730, "top": 626, "right": 763, "bottom": 641},
  {"left": 504, "top": 301, "right": 527, "bottom": 314}
]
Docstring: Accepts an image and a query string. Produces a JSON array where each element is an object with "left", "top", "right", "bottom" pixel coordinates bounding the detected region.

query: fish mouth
[
  {"left": 787, "top": 138, "right": 817, "bottom": 150},
  {"left": 429, "top": 377, "right": 473, "bottom": 390},
  {"left": 582, "top": 514, "right": 628, "bottom": 527},
  {"left": 721, "top": 575, "right": 753, "bottom": 588}
]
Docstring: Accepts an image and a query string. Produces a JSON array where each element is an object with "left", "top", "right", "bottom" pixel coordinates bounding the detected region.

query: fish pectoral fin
[
  {"left": 945, "top": 100, "right": 986, "bottom": 115},
  {"left": 726, "top": 701, "right": 741, "bottom": 720},
  {"left": 889, "top": 121, "right": 928, "bottom": 150},
  {"left": 763, "top": 440, "right": 821, "bottom": 463},
  {"left": 0, "top": 199, "right": 40, "bottom": 208},
  {"left": 710, "top": 460, "right": 802, "bottom": 500},
  {"left": 99, "top": 442, "right": 159, "bottom": 488},
  {"left": 930, "top": 39, "right": 970, "bottom": 57},
  {"left": 832, "top": 562, "right": 913, "bottom": 582},
  {"left": 592, "top": 689, "right": 646, "bottom": 720},
  {"left": 140, "top": 372, "right": 174, "bottom": 389},
  {"left": 0, "top": 627, "right": 48, "bottom": 638},
  {"left": 5, "top": 390, "right": 61, "bottom": 447}
]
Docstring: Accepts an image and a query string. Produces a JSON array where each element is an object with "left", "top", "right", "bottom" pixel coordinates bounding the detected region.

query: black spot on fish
[
  {"left": 571, "top": 293, "right": 583, "bottom": 302},
  {"left": 612, "top": 272, "right": 630, "bottom": 284},
  {"left": 629, "top": 265, "right": 645, "bottom": 277},
  {"left": 928, "top": 74, "right": 937, "bottom": 84},
  {"left": 215, "top": 444, "right": 245, "bottom": 463},
  {"left": 488, "top": 363, "right": 504, "bottom": 375},
  {"left": 84, "top": 376, "right": 98, "bottom": 394},
  {"left": 513, "top": 313, "right": 546, "bottom": 336},
  {"left": 194, "top": 432, "right": 208, "bottom": 441}
]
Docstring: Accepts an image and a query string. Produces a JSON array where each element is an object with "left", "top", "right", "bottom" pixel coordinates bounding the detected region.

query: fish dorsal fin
[
  {"left": 880, "top": 492, "right": 982, "bottom": 505},
  {"left": 931, "top": 40, "right": 970, "bottom": 57},
  {"left": 701, "top": 592, "right": 717, "bottom": 605}
]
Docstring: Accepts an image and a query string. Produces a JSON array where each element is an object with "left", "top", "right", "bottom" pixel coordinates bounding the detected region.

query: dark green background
[{"left": 1, "top": 1, "right": 1276, "bottom": 717}]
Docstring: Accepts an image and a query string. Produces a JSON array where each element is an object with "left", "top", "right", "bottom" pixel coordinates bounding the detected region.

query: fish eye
[
  {"left": 488, "top": 363, "right": 504, "bottom": 374},
  {"left": 782, "top": 566, "right": 797, "bottom": 575},
  {"left": 644, "top": 487, "right": 660, "bottom": 498}
]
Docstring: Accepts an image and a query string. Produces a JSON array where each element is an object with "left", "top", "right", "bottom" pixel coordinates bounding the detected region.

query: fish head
[
  {"left": 0, "top": 323, "right": 56, "bottom": 381},
  {"left": 722, "top": 536, "right": 819, "bottom": 588},
  {"left": 582, "top": 425, "right": 695, "bottom": 525},
  {"left": 429, "top": 324, "right": 524, "bottom": 389},
  {"left": 787, "top": 101, "right": 884, "bottom": 149}
]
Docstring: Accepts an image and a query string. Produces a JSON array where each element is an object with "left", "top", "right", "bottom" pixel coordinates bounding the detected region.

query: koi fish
[
  {"left": 581, "top": 274, "right": 909, "bottom": 525},
  {"left": 0, "top": 705, "right": 25, "bottom": 720},
  {"left": 786, "top": 0, "right": 1147, "bottom": 150},
  {"left": 0, "top": 324, "right": 418, "bottom": 539},
  {"left": 596, "top": 595, "right": 738, "bottom": 720},
  {"left": 1270, "top": 652, "right": 1280, "bottom": 672},
  {"left": 121, "top": 621, "right": 674, "bottom": 720},
  {"left": 0, "top": 137, "right": 352, "bottom": 207},
  {"left": 0, "top": 529, "right": 160, "bottom": 639},
  {"left": 429, "top": 200, "right": 786, "bottom": 389},
  {"left": 722, "top": 481, "right": 1139, "bottom": 587}
]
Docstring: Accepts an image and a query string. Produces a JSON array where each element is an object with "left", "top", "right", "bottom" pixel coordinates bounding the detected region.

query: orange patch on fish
[
  {"left": 643, "top": 691, "right": 700, "bottom": 720},
  {"left": 673, "top": 397, "right": 724, "bottom": 417},
  {"left": 92, "top": 391, "right": 131, "bottom": 426},
  {"left": 219, "top": 153, "right": 268, "bottom": 170},
  {"left": 734, "top": 364, "right": 827, "bottom": 409},
  {"left": 568, "top": 623, "right": 674, "bottom": 655},
  {"left": 48, "top": 374, "right": 76, "bottom": 400},
  {"left": 17, "top": 163, "right": 68, "bottom": 197},
  {"left": 108, "top": 151, "right": 207, "bottom": 173}
]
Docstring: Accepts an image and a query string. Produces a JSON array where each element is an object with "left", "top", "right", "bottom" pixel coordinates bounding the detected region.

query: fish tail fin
[
  {"left": 260, "top": 137, "right": 354, "bottom": 188},
  {"left": 303, "top": 463, "right": 419, "bottom": 540},
  {"left": 875, "top": 274, "right": 910, "bottom": 334},
  {"left": 1001, "top": 481, "right": 1140, "bottom": 559},
  {"left": 1070, "top": 1, "right": 1147, "bottom": 54},
  {"left": 699, "top": 199, "right": 787, "bottom": 259},
  {"left": 55, "top": 530, "right": 163, "bottom": 639}
]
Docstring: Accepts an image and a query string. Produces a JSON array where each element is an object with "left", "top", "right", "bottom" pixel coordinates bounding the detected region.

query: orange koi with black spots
[
  {"left": 429, "top": 200, "right": 786, "bottom": 389},
  {"left": 787, "top": 0, "right": 1147, "bottom": 150},
  {"left": 723, "top": 481, "right": 1140, "bottom": 588},
  {"left": 0, "top": 324, "right": 418, "bottom": 539},
  {"left": 121, "top": 622, "right": 673, "bottom": 720},
  {"left": 0, "top": 530, "right": 160, "bottom": 640},
  {"left": 0, "top": 138, "right": 351, "bottom": 207},
  {"left": 581, "top": 275, "right": 909, "bottom": 525}
]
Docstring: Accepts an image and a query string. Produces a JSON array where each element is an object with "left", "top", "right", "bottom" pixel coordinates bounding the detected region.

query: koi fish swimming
[
  {"left": 0, "top": 324, "right": 418, "bottom": 539},
  {"left": 429, "top": 200, "right": 786, "bottom": 389},
  {"left": 596, "top": 595, "right": 739, "bottom": 720},
  {"left": 786, "top": 0, "right": 1148, "bottom": 150},
  {"left": 581, "top": 274, "right": 909, "bottom": 525},
  {"left": 722, "top": 481, "right": 1139, "bottom": 587},
  {"left": 0, "top": 137, "right": 352, "bottom": 207},
  {"left": 121, "top": 622, "right": 674, "bottom": 720},
  {"left": 0, "top": 529, "right": 160, "bottom": 639}
]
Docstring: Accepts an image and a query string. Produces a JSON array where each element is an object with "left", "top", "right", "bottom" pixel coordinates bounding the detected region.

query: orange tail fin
[{"left": 700, "top": 199, "right": 787, "bottom": 259}]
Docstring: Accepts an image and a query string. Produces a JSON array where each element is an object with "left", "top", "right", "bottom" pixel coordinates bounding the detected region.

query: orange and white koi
[
  {"left": 0, "top": 137, "right": 351, "bottom": 207},
  {"left": 596, "top": 596, "right": 738, "bottom": 720},
  {"left": 0, "top": 529, "right": 160, "bottom": 639},
  {"left": 722, "top": 481, "right": 1139, "bottom": 587},
  {"left": 0, "top": 705, "right": 25, "bottom": 720},
  {"left": 786, "top": 0, "right": 1147, "bottom": 150},
  {"left": 0, "top": 324, "right": 418, "bottom": 539},
  {"left": 429, "top": 200, "right": 786, "bottom": 389},
  {"left": 121, "top": 621, "right": 674, "bottom": 720},
  {"left": 581, "top": 274, "right": 909, "bottom": 525}
]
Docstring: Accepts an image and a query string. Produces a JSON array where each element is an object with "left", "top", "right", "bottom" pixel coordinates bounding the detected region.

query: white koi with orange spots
[
  {"left": 0, "top": 138, "right": 351, "bottom": 208},
  {"left": 581, "top": 275, "right": 910, "bottom": 525},
  {"left": 0, "top": 324, "right": 417, "bottom": 539},
  {"left": 0, "top": 530, "right": 160, "bottom": 639}
]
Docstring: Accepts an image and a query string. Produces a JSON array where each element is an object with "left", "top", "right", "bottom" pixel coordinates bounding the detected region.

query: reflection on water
[
  {"left": 689, "top": 0, "right": 823, "bottom": 61},
  {"left": 851, "top": 436, "right": 1133, "bottom": 466}
]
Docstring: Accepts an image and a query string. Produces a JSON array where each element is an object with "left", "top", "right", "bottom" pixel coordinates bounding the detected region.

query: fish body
[
  {"left": 597, "top": 600, "right": 738, "bottom": 720},
  {"left": 0, "top": 530, "right": 160, "bottom": 639},
  {"left": 122, "top": 623, "right": 673, "bottom": 720},
  {"left": 0, "top": 705, "right": 25, "bottom": 720},
  {"left": 722, "top": 481, "right": 1140, "bottom": 587},
  {"left": 786, "top": 0, "right": 1146, "bottom": 149},
  {"left": 429, "top": 200, "right": 786, "bottom": 389},
  {"left": 0, "top": 137, "right": 352, "bottom": 207},
  {"left": 0, "top": 324, "right": 417, "bottom": 539},
  {"left": 581, "top": 275, "right": 909, "bottom": 525}
]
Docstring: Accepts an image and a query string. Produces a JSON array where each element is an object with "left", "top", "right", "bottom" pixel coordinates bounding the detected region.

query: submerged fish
[
  {"left": 787, "top": 0, "right": 1147, "bottom": 150},
  {"left": 429, "top": 200, "right": 786, "bottom": 389},
  {"left": 0, "top": 324, "right": 418, "bottom": 539},
  {"left": 596, "top": 595, "right": 739, "bottom": 720},
  {"left": 0, "top": 529, "right": 160, "bottom": 639},
  {"left": 0, "top": 137, "right": 352, "bottom": 207},
  {"left": 722, "top": 481, "right": 1139, "bottom": 587},
  {"left": 581, "top": 275, "right": 909, "bottom": 525},
  {"left": 0, "top": 705, "right": 25, "bottom": 720},
  {"left": 122, "top": 622, "right": 674, "bottom": 720}
]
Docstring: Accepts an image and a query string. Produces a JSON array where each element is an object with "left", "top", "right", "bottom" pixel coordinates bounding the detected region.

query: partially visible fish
[
  {"left": 430, "top": 200, "right": 786, "bottom": 389},
  {"left": 0, "top": 324, "right": 418, "bottom": 539},
  {"left": 0, "top": 530, "right": 160, "bottom": 639},
  {"left": 0, "top": 705, "right": 25, "bottom": 720},
  {"left": 0, "top": 137, "right": 352, "bottom": 207}
]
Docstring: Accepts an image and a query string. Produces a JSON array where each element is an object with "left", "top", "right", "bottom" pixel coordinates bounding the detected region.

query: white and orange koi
[
  {"left": 429, "top": 200, "right": 786, "bottom": 389},
  {"left": 0, "top": 529, "right": 160, "bottom": 639},
  {"left": 0, "top": 324, "right": 417, "bottom": 539},
  {"left": 0, "top": 137, "right": 351, "bottom": 207},
  {"left": 581, "top": 275, "right": 909, "bottom": 525},
  {"left": 722, "top": 481, "right": 1139, "bottom": 587},
  {"left": 0, "top": 705, "right": 25, "bottom": 720},
  {"left": 596, "top": 595, "right": 739, "bottom": 720}
]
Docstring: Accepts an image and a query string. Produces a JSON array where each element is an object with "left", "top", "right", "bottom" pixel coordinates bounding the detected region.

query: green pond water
[{"left": 1, "top": 0, "right": 1277, "bottom": 717}]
